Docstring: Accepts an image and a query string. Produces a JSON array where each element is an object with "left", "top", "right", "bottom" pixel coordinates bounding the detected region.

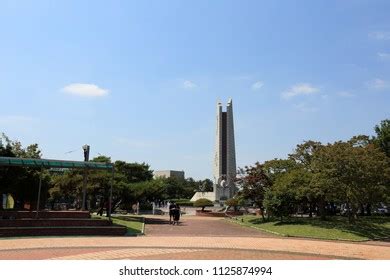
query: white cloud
[
  {"left": 281, "top": 83, "right": 319, "bottom": 99},
  {"left": 183, "top": 80, "right": 197, "bottom": 89},
  {"left": 369, "top": 31, "right": 390, "bottom": 40},
  {"left": 251, "top": 81, "right": 264, "bottom": 91},
  {"left": 61, "top": 83, "right": 109, "bottom": 97},
  {"left": 366, "top": 78, "right": 390, "bottom": 90},
  {"left": 337, "top": 91, "right": 355, "bottom": 98},
  {"left": 378, "top": 52, "right": 390, "bottom": 60},
  {"left": 293, "top": 103, "right": 318, "bottom": 113}
]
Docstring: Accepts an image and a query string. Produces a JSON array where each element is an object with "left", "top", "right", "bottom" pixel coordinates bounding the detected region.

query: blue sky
[{"left": 0, "top": 0, "right": 389, "bottom": 179}]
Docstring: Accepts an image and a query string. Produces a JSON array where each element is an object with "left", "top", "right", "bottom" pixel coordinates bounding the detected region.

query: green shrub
[
  {"left": 225, "top": 198, "right": 239, "bottom": 211},
  {"left": 194, "top": 198, "right": 214, "bottom": 211},
  {"left": 171, "top": 199, "right": 193, "bottom": 206}
]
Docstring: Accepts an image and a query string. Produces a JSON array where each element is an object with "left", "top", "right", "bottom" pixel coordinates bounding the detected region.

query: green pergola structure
[{"left": 0, "top": 156, "right": 114, "bottom": 220}]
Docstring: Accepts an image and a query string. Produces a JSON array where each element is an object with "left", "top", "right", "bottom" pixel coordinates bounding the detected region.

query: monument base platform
[
  {"left": 195, "top": 210, "right": 244, "bottom": 217},
  {"left": 190, "top": 191, "right": 216, "bottom": 202}
]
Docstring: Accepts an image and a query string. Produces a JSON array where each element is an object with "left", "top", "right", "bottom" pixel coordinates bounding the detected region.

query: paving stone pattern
[{"left": 0, "top": 216, "right": 388, "bottom": 260}]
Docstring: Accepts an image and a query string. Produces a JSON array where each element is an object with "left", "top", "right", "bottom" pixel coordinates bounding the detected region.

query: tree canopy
[
  {"left": 193, "top": 198, "right": 214, "bottom": 211},
  {"left": 236, "top": 119, "right": 390, "bottom": 222},
  {"left": 0, "top": 134, "right": 48, "bottom": 209},
  {"left": 1, "top": 133, "right": 209, "bottom": 213}
]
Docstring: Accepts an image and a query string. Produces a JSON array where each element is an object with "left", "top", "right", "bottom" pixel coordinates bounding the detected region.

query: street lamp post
[{"left": 82, "top": 145, "right": 90, "bottom": 211}]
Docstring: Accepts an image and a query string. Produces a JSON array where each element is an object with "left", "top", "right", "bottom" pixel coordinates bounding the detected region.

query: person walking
[
  {"left": 97, "top": 199, "right": 105, "bottom": 216},
  {"left": 169, "top": 202, "right": 175, "bottom": 224},
  {"left": 172, "top": 204, "right": 181, "bottom": 225}
]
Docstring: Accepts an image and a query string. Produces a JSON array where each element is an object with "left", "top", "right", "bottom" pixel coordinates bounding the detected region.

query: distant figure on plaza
[
  {"left": 169, "top": 202, "right": 175, "bottom": 224},
  {"left": 172, "top": 204, "right": 181, "bottom": 225},
  {"left": 129, "top": 202, "right": 140, "bottom": 215},
  {"left": 97, "top": 200, "right": 107, "bottom": 216}
]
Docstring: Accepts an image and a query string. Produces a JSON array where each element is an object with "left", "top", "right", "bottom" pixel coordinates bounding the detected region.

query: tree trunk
[
  {"left": 309, "top": 203, "right": 313, "bottom": 218},
  {"left": 260, "top": 207, "right": 266, "bottom": 222},
  {"left": 331, "top": 202, "right": 337, "bottom": 216},
  {"left": 351, "top": 204, "right": 358, "bottom": 221},
  {"left": 360, "top": 203, "right": 365, "bottom": 216},
  {"left": 318, "top": 199, "right": 326, "bottom": 220},
  {"left": 346, "top": 201, "right": 357, "bottom": 223},
  {"left": 366, "top": 203, "right": 372, "bottom": 216},
  {"left": 346, "top": 201, "right": 352, "bottom": 223}
]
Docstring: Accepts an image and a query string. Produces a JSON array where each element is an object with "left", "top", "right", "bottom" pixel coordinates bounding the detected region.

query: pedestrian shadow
[
  {"left": 145, "top": 217, "right": 188, "bottom": 227},
  {"left": 145, "top": 217, "right": 171, "bottom": 224}
]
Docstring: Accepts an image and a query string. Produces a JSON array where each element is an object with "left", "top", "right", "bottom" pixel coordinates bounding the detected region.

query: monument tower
[
  {"left": 191, "top": 99, "right": 237, "bottom": 202},
  {"left": 213, "top": 98, "right": 236, "bottom": 201}
]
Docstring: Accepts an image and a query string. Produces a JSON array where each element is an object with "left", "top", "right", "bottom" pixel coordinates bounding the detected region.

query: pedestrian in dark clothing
[
  {"left": 173, "top": 205, "right": 181, "bottom": 225},
  {"left": 97, "top": 199, "right": 105, "bottom": 216},
  {"left": 169, "top": 202, "right": 175, "bottom": 224}
]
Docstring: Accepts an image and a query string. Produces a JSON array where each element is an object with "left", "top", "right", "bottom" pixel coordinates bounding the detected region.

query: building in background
[
  {"left": 154, "top": 170, "right": 185, "bottom": 180},
  {"left": 191, "top": 99, "right": 237, "bottom": 202}
]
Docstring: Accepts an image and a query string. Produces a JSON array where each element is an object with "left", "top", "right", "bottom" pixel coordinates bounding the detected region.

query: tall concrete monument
[
  {"left": 213, "top": 98, "right": 237, "bottom": 201},
  {"left": 191, "top": 99, "right": 237, "bottom": 202}
]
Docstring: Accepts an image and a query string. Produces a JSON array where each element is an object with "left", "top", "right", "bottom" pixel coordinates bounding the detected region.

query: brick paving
[
  {"left": 145, "top": 215, "right": 274, "bottom": 237},
  {"left": 50, "top": 248, "right": 204, "bottom": 260},
  {"left": 0, "top": 247, "right": 111, "bottom": 260},
  {"left": 139, "top": 249, "right": 333, "bottom": 260},
  {"left": 0, "top": 216, "right": 388, "bottom": 260}
]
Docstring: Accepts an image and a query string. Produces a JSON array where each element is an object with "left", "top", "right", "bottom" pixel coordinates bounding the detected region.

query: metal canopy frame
[
  {"left": 0, "top": 156, "right": 115, "bottom": 220},
  {"left": 0, "top": 157, "right": 113, "bottom": 170}
]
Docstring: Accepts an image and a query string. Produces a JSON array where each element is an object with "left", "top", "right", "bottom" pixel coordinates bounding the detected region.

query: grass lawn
[
  {"left": 93, "top": 215, "right": 144, "bottom": 235},
  {"left": 231, "top": 215, "right": 390, "bottom": 241}
]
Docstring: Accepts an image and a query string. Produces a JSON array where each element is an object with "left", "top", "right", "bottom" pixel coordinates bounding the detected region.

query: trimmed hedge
[
  {"left": 193, "top": 198, "right": 214, "bottom": 210},
  {"left": 170, "top": 199, "right": 193, "bottom": 206}
]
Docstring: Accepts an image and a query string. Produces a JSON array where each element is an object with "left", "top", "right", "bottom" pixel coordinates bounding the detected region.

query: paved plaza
[
  {"left": 0, "top": 216, "right": 389, "bottom": 260},
  {"left": 144, "top": 215, "right": 274, "bottom": 237}
]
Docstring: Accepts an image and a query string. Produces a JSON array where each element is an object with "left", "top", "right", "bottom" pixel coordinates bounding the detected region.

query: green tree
[
  {"left": 263, "top": 158, "right": 297, "bottom": 183},
  {"left": 193, "top": 198, "right": 214, "bottom": 211},
  {"left": 225, "top": 198, "right": 237, "bottom": 211},
  {"left": 115, "top": 160, "right": 153, "bottom": 183},
  {"left": 198, "top": 179, "right": 213, "bottom": 192},
  {"left": 288, "top": 140, "right": 322, "bottom": 169},
  {"left": 0, "top": 134, "right": 48, "bottom": 210},
  {"left": 159, "top": 176, "right": 198, "bottom": 199},
  {"left": 49, "top": 171, "right": 83, "bottom": 204},
  {"left": 11, "top": 140, "right": 41, "bottom": 159},
  {"left": 236, "top": 162, "right": 272, "bottom": 221},
  {"left": 288, "top": 140, "right": 325, "bottom": 218},
  {"left": 49, "top": 155, "right": 157, "bottom": 213},
  {"left": 85, "top": 157, "right": 158, "bottom": 214},
  {"left": 264, "top": 168, "right": 311, "bottom": 220},
  {"left": 374, "top": 119, "right": 390, "bottom": 157},
  {"left": 311, "top": 140, "right": 390, "bottom": 222},
  {"left": 225, "top": 197, "right": 244, "bottom": 212}
]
